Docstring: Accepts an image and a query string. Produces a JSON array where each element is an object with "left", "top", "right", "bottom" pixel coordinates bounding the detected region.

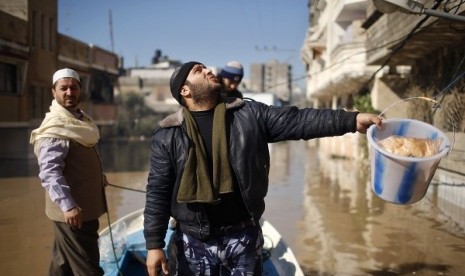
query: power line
[
  {"left": 255, "top": 46, "right": 295, "bottom": 52},
  {"left": 238, "top": 0, "right": 260, "bottom": 52},
  {"left": 294, "top": 6, "right": 449, "bottom": 85},
  {"left": 356, "top": 0, "right": 458, "bottom": 94},
  {"left": 275, "top": 19, "right": 437, "bottom": 90}
]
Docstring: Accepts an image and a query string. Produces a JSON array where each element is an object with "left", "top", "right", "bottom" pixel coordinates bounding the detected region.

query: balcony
[
  {"left": 364, "top": 1, "right": 465, "bottom": 65},
  {"left": 308, "top": 39, "right": 378, "bottom": 103}
]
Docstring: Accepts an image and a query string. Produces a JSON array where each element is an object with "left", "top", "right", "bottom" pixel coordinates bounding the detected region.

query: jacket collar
[{"left": 159, "top": 97, "right": 244, "bottom": 128}]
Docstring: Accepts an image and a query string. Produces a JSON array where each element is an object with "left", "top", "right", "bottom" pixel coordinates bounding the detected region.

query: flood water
[{"left": 1, "top": 139, "right": 465, "bottom": 275}]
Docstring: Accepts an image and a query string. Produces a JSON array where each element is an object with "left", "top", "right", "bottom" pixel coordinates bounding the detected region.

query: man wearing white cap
[{"left": 30, "top": 68, "right": 107, "bottom": 275}]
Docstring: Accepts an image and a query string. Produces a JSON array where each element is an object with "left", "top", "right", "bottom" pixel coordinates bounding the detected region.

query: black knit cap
[{"left": 170, "top": 61, "right": 201, "bottom": 104}]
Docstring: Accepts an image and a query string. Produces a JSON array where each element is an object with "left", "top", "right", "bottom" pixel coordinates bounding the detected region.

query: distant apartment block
[{"left": 249, "top": 60, "right": 292, "bottom": 103}]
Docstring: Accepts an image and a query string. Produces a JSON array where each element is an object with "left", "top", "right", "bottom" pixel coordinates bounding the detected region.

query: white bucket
[{"left": 367, "top": 118, "right": 450, "bottom": 205}]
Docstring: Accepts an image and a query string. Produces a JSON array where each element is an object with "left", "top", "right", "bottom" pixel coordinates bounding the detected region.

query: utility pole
[{"left": 109, "top": 9, "right": 115, "bottom": 52}]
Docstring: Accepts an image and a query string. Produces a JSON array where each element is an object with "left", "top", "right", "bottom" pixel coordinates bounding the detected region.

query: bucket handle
[
  {"left": 377, "top": 96, "right": 438, "bottom": 118},
  {"left": 377, "top": 96, "right": 455, "bottom": 155}
]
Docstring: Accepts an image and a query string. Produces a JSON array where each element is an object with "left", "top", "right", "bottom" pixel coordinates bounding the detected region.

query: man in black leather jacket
[{"left": 144, "top": 61, "right": 382, "bottom": 276}]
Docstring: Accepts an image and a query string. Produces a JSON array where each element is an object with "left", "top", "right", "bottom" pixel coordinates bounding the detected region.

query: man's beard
[
  {"left": 57, "top": 96, "right": 80, "bottom": 110},
  {"left": 187, "top": 81, "right": 222, "bottom": 106}
]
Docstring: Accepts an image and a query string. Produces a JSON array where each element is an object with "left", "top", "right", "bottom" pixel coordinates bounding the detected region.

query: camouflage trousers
[{"left": 168, "top": 224, "right": 264, "bottom": 275}]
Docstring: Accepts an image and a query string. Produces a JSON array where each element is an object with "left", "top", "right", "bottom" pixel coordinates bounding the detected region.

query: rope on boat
[
  {"left": 107, "top": 183, "right": 146, "bottom": 193},
  {"left": 105, "top": 211, "right": 124, "bottom": 276},
  {"left": 105, "top": 183, "right": 277, "bottom": 268}
]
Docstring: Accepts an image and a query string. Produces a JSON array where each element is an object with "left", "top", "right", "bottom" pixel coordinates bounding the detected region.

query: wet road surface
[{"left": 1, "top": 139, "right": 465, "bottom": 275}]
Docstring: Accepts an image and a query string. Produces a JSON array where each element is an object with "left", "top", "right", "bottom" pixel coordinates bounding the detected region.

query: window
[
  {"left": 49, "top": 18, "right": 53, "bottom": 51},
  {"left": 0, "top": 62, "right": 18, "bottom": 95}
]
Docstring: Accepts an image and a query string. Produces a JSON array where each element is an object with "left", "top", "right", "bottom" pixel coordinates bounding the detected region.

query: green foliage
[
  {"left": 354, "top": 94, "right": 376, "bottom": 113},
  {"left": 113, "top": 93, "right": 161, "bottom": 138}
]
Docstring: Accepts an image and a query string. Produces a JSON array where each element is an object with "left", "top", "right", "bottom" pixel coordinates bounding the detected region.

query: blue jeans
[{"left": 169, "top": 224, "right": 264, "bottom": 275}]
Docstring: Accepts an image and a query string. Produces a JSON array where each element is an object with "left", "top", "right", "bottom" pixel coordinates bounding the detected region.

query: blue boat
[{"left": 99, "top": 208, "right": 304, "bottom": 275}]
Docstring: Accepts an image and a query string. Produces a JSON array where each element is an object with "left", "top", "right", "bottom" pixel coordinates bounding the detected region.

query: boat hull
[{"left": 99, "top": 209, "right": 304, "bottom": 275}]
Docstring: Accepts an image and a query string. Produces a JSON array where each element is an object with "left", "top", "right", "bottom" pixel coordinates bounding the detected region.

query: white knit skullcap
[{"left": 52, "top": 68, "right": 80, "bottom": 85}]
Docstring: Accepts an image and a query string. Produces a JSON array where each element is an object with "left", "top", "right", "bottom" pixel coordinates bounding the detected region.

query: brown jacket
[{"left": 45, "top": 141, "right": 106, "bottom": 222}]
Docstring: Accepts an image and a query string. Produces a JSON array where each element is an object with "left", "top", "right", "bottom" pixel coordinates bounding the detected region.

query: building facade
[
  {"left": 301, "top": 0, "right": 380, "bottom": 110},
  {"left": 0, "top": 0, "right": 119, "bottom": 176},
  {"left": 117, "top": 50, "right": 181, "bottom": 114},
  {"left": 361, "top": 0, "right": 465, "bottom": 181},
  {"left": 301, "top": 0, "right": 465, "bottom": 161},
  {"left": 301, "top": 0, "right": 465, "bottom": 220},
  {"left": 300, "top": 0, "right": 381, "bottom": 159}
]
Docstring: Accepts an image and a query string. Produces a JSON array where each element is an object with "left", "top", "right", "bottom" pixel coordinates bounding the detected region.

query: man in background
[{"left": 217, "top": 60, "right": 244, "bottom": 99}]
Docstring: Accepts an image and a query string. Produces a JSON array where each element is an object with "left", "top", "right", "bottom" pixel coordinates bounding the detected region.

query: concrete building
[
  {"left": 300, "top": 0, "right": 380, "bottom": 159},
  {"left": 249, "top": 63, "right": 265, "bottom": 92},
  {"left": 301, "top": 0, "right": 379, "bottom": 110},
  {"left": 0, "top": 0, "right": 119, "bottom": 176},
  {"left": 117, "top": 50, "right": 181, "bottom": 114},
  {"left": 362, "top": 0, "right": 465, "bottom": 215},
  {"left": 249, "top": 60, "right": 292, "bottom": 103},
  {"left": 363, "top": 0, "right": 465, "bottom": 124},
  {"left": 301, "top": 0, "right": 465, "bottom": 224},
  {"left": 302, "top": 0, "right": 465, "bottom": 160}
]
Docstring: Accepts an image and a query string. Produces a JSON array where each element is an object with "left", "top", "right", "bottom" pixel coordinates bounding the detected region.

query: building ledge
[{"left": 310, "top": 75, "right": 372, "bottom": 100}]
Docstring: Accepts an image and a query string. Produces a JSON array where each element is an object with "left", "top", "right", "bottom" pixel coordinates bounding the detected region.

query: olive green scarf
[{"left": 177, "top": 103, "right": 233, "bottom": 203}]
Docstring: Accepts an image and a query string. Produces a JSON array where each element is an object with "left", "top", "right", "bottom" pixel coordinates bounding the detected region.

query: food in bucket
[{"left": 377, "top": 136, "right": 442, "bottom": 158}]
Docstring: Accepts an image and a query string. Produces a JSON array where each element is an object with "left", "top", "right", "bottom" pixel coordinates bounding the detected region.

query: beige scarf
[
  {"left": 177, "top": 103, "right": 234, "bottom": 203},
  {"left": 30, "top": 100, "right": 99, "bottom": 147}
]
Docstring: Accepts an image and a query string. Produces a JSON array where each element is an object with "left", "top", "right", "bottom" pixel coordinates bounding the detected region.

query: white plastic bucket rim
[
  {"left": 367, "top": 119, "right": 451, "bottom": 162},
  {"left": 367, "top": 118, "right": 451, "bottom": 205}
]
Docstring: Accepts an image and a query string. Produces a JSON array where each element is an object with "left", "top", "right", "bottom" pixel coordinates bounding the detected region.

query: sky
[{"left": 58, "top": 0, "right": 309, "bottom": 89}]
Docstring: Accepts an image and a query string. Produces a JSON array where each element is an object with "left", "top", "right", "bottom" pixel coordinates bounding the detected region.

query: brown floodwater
[{"left": 1, "top": 139, "right": 465, "bottom": 275}]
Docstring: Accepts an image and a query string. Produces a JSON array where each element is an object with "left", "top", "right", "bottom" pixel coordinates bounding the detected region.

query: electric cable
[
  {"left": 268, "top": 27, "right": 433, "bottom": 90},
  {"left": 357, "top": 13, "right": 435, "bottom": 95},
  {"left": 276, "top": 16, "right": 444, "bottom": 91}
]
